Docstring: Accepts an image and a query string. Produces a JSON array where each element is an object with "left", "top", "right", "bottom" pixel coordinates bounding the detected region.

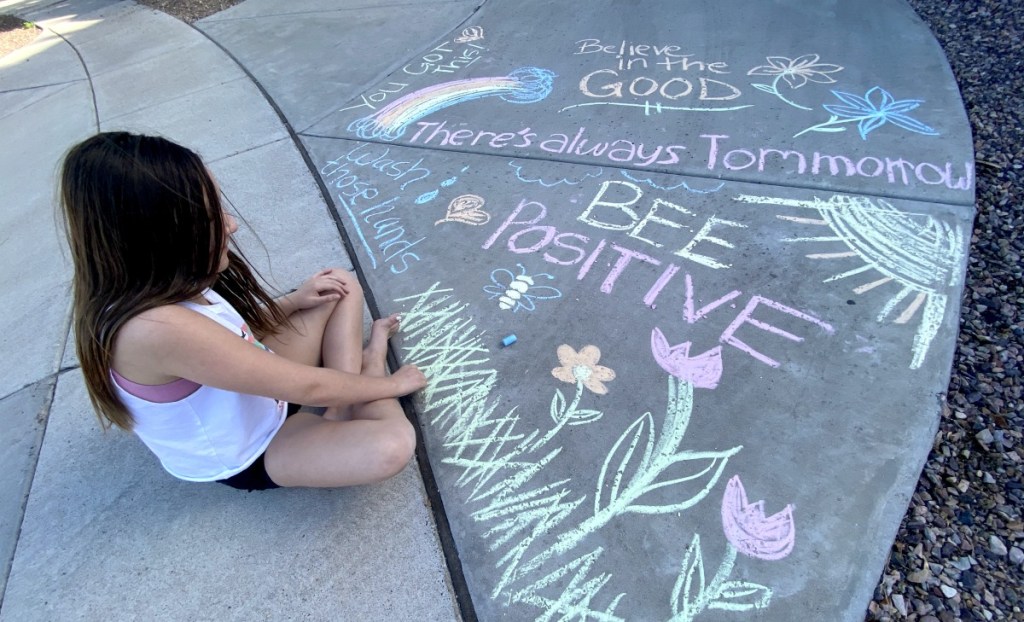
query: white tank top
[{"left": 112, "top": 290, "right": 287, "bottom": 482}]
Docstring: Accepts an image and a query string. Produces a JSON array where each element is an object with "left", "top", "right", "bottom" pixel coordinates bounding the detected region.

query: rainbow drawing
[{"left": 347, "top": 67, "right": 555, "bottom": 141}]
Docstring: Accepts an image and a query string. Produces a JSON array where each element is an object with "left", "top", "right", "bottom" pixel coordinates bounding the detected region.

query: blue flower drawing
[{"left": 795, "top": 86, "right": 940, "bottom": 140}]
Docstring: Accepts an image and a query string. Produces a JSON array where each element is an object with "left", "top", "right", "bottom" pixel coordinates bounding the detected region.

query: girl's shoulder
[
  {"left": 121, "top": 302, "right": 198, "bottom": 335},
  {"left": 116, "top": 303, "right": 216, "bottom": 356},
  {"left": 113, "top": 304, "right": 204, "bottom": 384}
]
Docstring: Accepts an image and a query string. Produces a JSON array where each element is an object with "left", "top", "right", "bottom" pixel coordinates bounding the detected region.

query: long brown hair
[{"left": 60, "top": 132, "right": 289, "bottom": 430}]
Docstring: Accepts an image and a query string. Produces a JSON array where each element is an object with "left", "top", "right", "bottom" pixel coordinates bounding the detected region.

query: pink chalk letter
[{"left": 719, "top": 295, "right": 834, "bottom": 367}]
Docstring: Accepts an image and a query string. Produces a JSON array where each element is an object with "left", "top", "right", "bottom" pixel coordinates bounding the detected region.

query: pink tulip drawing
[
  {"left": 721, "top": 475, "right": 795, "bottom": 561},
  {"left": 670, "top": 475, "right": 793, "bottom": 620},
  {"left": 651, "top": 328, "right": 724, "bottom": 389}
]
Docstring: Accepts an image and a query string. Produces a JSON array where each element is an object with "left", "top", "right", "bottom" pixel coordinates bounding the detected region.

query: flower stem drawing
[
  {"left": 670, "top": 475, "right": 795, "bottom": 621},
  {"left": 795, "top": 86, "right": 939, "bottom": 140},
  {"left": 533, "top": 345, "right": 613, "bottom": 451},
  {"left": 751, "top": 75, "right": 813, "bottom": 110},
  {"left": 528, "top": 374, "right": 741, "bottom": 570},
  {"left": 396, "top": 284, "right": 797, "bottom": 619},
  {"left": 671, "top": 536, "right": 771, "bottom": 621}
]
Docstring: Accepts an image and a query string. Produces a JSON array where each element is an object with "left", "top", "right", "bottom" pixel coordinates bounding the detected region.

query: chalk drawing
[
  {"left": 436, "top": 193, "right": 491, "bottom": 226},
  {"left": 397, "top": 284, "right": 622, "bottom": 616},
  {"left": 551, "top": 344, "right": 615, "bottom": 395},
  {"left": 348, "top": 67, "right": 555, "bottom": 140},
  {"left": 484, "top": 263, "right": 563, "bottom": 312},
  {"left": 735, "top": 193, "right": 964, "bottom": 368},
  {"left": 519, "top": 374, "right": 742, "bottom": 573},
  {"left": 455, "top": 26, "right": 485, "bottom": 43},
  {"left": 396, "top": 284, "right": 768, "bottom": 619},
  {"left": 404, "top": 40, "right": 485, "bottom": 76},
  {"left": 416, "top": 165, "right": 470, "bottom": 204},
  {"left": 619, "top": 171, "right": 725, "bottom": 194},
  {"left": 795, "top": 86, "right": 939, "bottom": 140},
  {"left": 336, "top": 193, "right": 378, "bottom": 270},
  {"left": 339, "top": 82, "right": 409, "bottom": 114},
  {"left": 721, "top": 475, "right": 795, "bottom": 561},
  {"left": 699, "top": 134, "right": 973, "bottom": 191},
  {"left": 651, "top": 328, "right": 724, "bottom": 390},
  {"left": 559, "top": 100, "right": 754, "bottom": 115},
  {"left": 747, "top": 54, "right": 843, "bottom": 111},
  {"left": 510, "top": 160, "right": 604, "bottom": 187},
  {"left": 717, "top": 295, "right": 835, "bottom": 368},
  {"left": 670, "top": 476, "right": 792, "bottom": 621},
  {"left": 534, "top": 345, "right": 616, "bottom": 450}
]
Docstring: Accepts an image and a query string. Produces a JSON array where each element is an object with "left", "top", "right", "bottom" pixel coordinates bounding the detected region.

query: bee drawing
[{"left": 483, "top": 264, "right": 563, "bottom": 312}]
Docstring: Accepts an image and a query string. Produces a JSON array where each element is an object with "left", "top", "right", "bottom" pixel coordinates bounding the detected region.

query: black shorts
[{"left": 217, "top": 402, "right": 301, "bottom": 492}]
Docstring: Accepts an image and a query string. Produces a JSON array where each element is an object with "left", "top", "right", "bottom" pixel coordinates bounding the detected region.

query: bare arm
[
  {"left": 115, "top": 305, "right": 425, "bottom": 406},
  {"left": 274, "top": 268, "right": 352, "bottom": 317}
]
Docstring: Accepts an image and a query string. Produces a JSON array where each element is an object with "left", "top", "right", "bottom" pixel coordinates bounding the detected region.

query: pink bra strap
[{"left": 112, "top": 369, "right": 200, "bottom": 403}]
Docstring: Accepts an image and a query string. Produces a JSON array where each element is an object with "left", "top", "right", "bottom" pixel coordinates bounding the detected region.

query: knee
[
  {"left": 328, "top": 267, "right": 363, "bottom": 300},
  {"left": 371, "top": 419, "right": 417, "bottom": 481}
]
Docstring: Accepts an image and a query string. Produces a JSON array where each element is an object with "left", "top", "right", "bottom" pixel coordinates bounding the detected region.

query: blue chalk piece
[{"left": 501, "top": 334, "right": 517, "bottom": 347}]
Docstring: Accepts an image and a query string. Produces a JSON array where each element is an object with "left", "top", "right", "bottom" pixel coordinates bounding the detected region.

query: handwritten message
[{"left": 569, "top": 38, "right": 747, "bottom": 114}]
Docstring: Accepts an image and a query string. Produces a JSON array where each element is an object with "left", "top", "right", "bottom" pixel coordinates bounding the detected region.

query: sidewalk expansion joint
[
  {"left": 42, "top": 25, "right": 99, "bottom": 131},
  {"left": 299, "top": 131, "right": 978, "bottom": 213},
  {"left": 0, "top": 78, "right": 84, "bottom": 96},
  {"left": 199, "top": 0, "right": 482, "bottom": 25},
  {"left": 190, "top": 22, "right": 478, "bottom": 622},
  {"left": 295, "top": 0, "right": 485, "bottom": 134}
]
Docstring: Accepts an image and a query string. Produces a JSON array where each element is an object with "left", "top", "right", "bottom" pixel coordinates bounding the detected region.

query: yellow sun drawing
[{"left": 735, "top": 193, "right": 966, "bottom": 369}]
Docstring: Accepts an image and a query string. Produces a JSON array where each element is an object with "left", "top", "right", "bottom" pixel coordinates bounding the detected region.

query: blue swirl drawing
[
  {"left": 510, "top": 161, "right": 604, "bottom": 187},
  {"left": 620, "top": 171, "right": 725, "bottom": 194}
]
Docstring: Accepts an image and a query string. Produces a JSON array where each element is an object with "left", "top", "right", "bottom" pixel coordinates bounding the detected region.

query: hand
[
  {"left": 288, "top": 268, "right": 352, "bottom": 311},
  {"left": 392, "top": 365, "right": 427, "bottom": 395}
]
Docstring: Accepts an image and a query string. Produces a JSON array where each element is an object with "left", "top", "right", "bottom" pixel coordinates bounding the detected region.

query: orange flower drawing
[{"left": 551, "top": 344, "right": 616, "bottom": 395}]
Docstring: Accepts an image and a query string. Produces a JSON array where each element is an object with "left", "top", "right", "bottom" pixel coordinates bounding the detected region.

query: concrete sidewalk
[
  {"left": 1, "top": 0, "right": 976, "bottom": 620},
  {"left": 0, "top": 1, "right": 460, "bottom": 619}
]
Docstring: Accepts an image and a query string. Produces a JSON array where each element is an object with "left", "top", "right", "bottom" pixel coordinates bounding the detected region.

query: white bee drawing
[{"left": 483, "top": 264, "right": 563, "bottom": 312}]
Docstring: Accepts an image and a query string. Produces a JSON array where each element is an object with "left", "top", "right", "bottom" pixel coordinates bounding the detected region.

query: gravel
[
  {"left": 133, "top": 0, "right": 243, "bottom": 23},
  {"left": 0, "top": 14, "right": 40, "bottom": 57},
  {"left": 867, "top": 1, "right": 1024, "bottom": 621}
]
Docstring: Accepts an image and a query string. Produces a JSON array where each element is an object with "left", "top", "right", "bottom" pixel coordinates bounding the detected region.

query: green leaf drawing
[
  {"left": 594, "top": 412, "right": 655, "bottom": 515},
  {"left": 625, "top": 447, "right": 741, "bottom": 515},
  {"left": 709, "top": 580, "right": 772, "bottom": 612},
  {"left": 550, "top": 388, "right": 566, "bottom": 424},
  {"left": 569, "top": 408, "right": 604, "bottom": 425},
  {"left": 671, "top": 534, "right": 706, "bottom": 618}
]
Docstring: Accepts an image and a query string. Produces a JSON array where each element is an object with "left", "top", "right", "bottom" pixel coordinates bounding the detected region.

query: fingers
[
  {"left": 395, "top": 364, "right": 428, "bottom": 393},
  {"left": 290, "top": 269, "right": 360, "bottom": 310},
  {"left": 315, "top": 275, "right": 349, "bottom": 298},
  {"left": 312, "top": 269, "right": 353, "bottom": 295},
  {"left": 303, "top": 270, "right": 349, "bottom": 298}
]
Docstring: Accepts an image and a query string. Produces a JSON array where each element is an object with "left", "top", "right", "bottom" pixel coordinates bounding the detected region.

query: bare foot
[{"left": 362, "top": 314, "right": 400, "bottom": 375}]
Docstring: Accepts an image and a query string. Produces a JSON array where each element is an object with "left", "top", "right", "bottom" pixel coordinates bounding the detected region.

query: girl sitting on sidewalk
[{"left": 60, "top": 131, "right": 427, "bottom": 491}]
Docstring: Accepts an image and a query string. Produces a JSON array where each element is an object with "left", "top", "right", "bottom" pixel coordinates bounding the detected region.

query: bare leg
[
  {"left": 263, "top": 411, "right": 416, "bottom": 487},
  {"left": 261, "top": 270, "right": 366, "bottom": 421},
  {"left": 317, "top": 289, "right": 365, "bottom": 421},
  {"left": 262, "top": 316, "right": 416, "bottom": 487},
  {"left": 362, "top": 314, "right": 398, "bottom": 375},
  {"left": 349, "top": 314, "right": 407, "bottom": 422},
  {"left": 259, "top": 272, "right": 417, "bottom": 487}
]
